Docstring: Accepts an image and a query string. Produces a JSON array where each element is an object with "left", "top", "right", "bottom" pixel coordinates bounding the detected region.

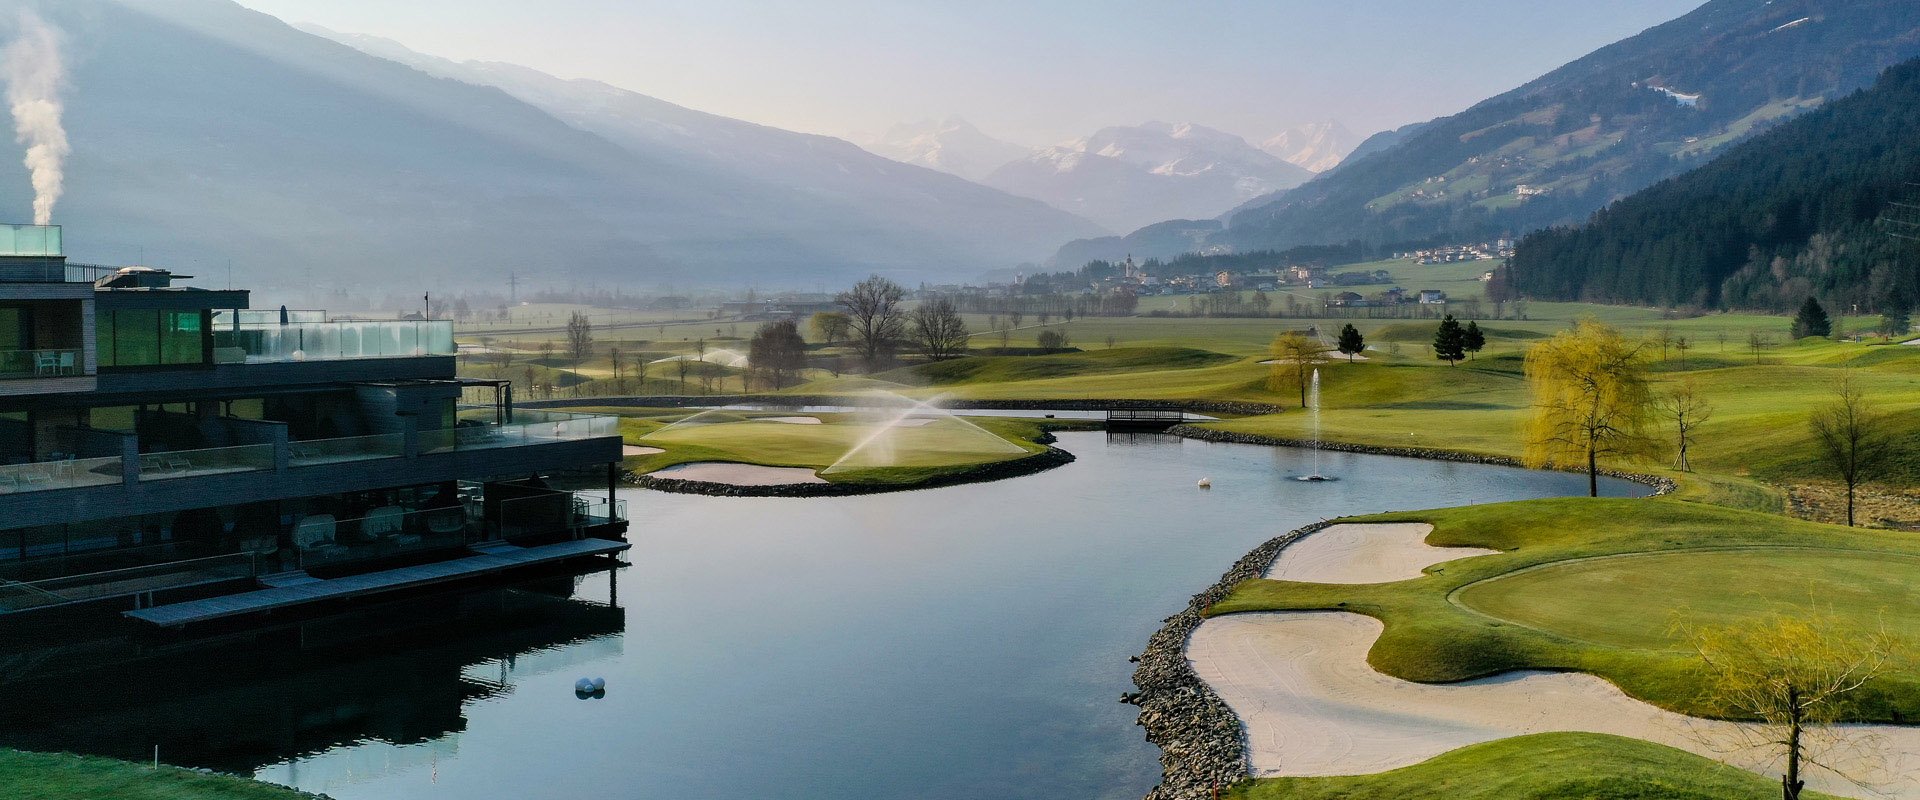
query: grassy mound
[
  {"left": 1228, "top": 732, "right": 1838, "bottom": 800},
  {"left": 609, "top": 410, "right": 1080, "bottom": 486},
  {"left": 1210, "top": 497, "right": 1920, "bottom": 719},
  {"left": 0, "top": 749, "right": 312, "bottom": 800}
]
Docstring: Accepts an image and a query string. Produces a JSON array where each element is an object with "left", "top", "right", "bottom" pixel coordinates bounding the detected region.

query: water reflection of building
[
  {"left": 0, "top": 223, "right": 628, "bottom": 627},
  {"left": 0, "top": 571, "right": 624, "bottom": 776}
]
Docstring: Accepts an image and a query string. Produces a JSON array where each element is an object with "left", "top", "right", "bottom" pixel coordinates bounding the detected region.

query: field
[
  {"left": 1209, "top": 497, "right": 1920, "bottom": 719},
  {"left": 518, "top": 299, "right": 1920, "bottom": 795},
  {"left": 0, "top": 749, "right": 309, "bottom": 800},
  {"left": 1228, "top": 732, "right": 1839, "bottom": 800}
]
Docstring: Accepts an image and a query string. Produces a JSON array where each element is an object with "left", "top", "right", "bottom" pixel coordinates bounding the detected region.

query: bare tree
[
  {"left": 1810, "top": 374, "right": 1895, "bottom": 526},
  {"left": 608, "top": 345, "right": 623, "bottom": 394},
  {"left": 836, "top": 275, "right": 906, "bottom": 369},
  {"left": 1656, "top": 379, "right": 1713, "bottom": 471},
  {"left": 748, "top": 319, "right": 809, "bottom": 389},
  {"left": 1686, "top": 605, "right": 1903, "bottom": 800},
  {"left": 910, "top": 297, "right": 969, "bottom": 360},
  {"left": 1105, "top": 334, "right": 1118, "bottom": 350},
  {"left": 1748, "top": 330, "right": 1773, "bottom": 364},
  {"left": 566, "top": 311, "right": 593, "bottom": 362},
  {"left": 694, "top": 338, "right": 711, "bottom": 394}
]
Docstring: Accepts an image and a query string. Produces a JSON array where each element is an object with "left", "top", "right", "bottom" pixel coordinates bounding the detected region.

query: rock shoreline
[
  {"left": 1127, "top": 521, "right": 1331, "bottom": 800},
  {"left": 1127, "top": 428, "right": 1674, "bottom": 800},
  {"left": 627, "top": 445, "right": 1075, "bottom": 497},
  {"left": 1164, "top": 425, "right": 1677, "bottom": 496}
]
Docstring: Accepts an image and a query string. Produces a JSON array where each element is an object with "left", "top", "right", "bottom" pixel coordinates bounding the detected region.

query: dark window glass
[{"left": 110, "top": 310, "right": 161, "bottom": 367}]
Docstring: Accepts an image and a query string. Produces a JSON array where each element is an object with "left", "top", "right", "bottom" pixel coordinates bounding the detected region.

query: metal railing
[{"left": 0, "top": 551, "right": 258, "bottom": 613}]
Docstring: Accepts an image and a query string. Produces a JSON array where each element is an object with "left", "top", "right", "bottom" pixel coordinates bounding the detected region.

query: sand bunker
[
  {"left": 1265, "top": 523, "right": 1497, "bottom": 583},
  {"left": 759, "top": 416, "right": 822, "bottom": 425},
  {"left": 1189, "top": 611, "right": 1920, "bottom": 797},
  {"left": 646, "top": 462, "right": 826, "bottom": 486},
  {"left": 622, "top": 445, "right": 665, "bottom": 456}
]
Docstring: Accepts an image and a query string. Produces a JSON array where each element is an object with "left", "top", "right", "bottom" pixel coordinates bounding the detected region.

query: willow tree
[
  {"left": 1686, "top": 607, "right": 1902, "bottom": 800},
  {"left": 1523, "top": 320, "right": 1657, "bottom": 496}
]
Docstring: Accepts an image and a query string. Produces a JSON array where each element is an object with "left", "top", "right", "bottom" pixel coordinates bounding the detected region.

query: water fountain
[
  {"left": 1295, "top": 368, "right": 1335, "bottom": 482},
  {"left": 820, "top": 390, "right": 1027, "bottom": 474}
]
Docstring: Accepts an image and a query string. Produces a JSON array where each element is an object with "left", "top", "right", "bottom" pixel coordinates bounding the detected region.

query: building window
[{"left": 97, "top": 309, "right": 208, "bottom": 368}]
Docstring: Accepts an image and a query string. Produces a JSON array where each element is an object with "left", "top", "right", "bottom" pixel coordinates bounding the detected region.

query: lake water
[{"left": 0, "top": 431, "right": 1641, "bottom": 800}]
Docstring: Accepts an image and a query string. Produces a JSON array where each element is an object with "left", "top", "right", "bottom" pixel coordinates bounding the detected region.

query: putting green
[{"left": 1455, "top": 547, "right": 1920, "bottom": 649}]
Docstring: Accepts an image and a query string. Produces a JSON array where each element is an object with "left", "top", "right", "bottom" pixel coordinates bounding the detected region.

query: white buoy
[
  {"left": 575, "top": 677, "right": 596, "bottom": 693},
  {"left": 590, "top": 677, "right": 606, "bottom": 691},
  {"left": 1197, "top": 477, "right": 1212, "bottom": 489}
]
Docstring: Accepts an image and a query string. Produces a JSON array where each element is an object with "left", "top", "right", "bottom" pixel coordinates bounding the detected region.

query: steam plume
[{"left": 3, "top": 10, "right": 65, "bottom": 226}]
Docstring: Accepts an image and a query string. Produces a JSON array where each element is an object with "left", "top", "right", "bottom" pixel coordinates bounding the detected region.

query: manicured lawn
[
  {"left": 575, "top": 409, "right": 1078, "bottom": 485},
  {"left": 1227, "top": 732, "right": 1839, "bottom": 800},
  {"left": 1457, "top": 547, "right": 1920, "bottom": 649},
  {"left": 0, "top": 750, "right": 311, "bottom": 800},
  {"left": 1210, "top": 497, "right": 1920, "bottom": 719}
]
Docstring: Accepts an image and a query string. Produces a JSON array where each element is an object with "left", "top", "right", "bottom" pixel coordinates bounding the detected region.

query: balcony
[
  {"left": 0, "top": 409, "right": 619, "bottom": 498},
  {"left": 212, "top": 319, "right": 455, "bottom": 365},
  {"left": 0, "top": 348, "right": 83, "bottom": 379}
]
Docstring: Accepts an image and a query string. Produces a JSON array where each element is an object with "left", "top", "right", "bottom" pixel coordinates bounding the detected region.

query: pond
[{"left": 0, "top": 431, "right": 1643, "bottom": 800}]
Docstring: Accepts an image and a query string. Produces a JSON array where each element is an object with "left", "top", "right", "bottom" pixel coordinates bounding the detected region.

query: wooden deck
[{"left": 124, "top": 538, "right": 630, "bottom": 627}]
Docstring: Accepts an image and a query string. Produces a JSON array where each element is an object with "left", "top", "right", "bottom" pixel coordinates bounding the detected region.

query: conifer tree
[
  {"left": 1463, "top": 320, "right": 1486, "bottom": 360},
  {"left": 1433, "top": 315, "right": 1466, "bottom": 365},
  {"left": 1336, "top": 323, "right": 1365, "bottom": 362},
  {"left": 1791, "top": 297, "right": 1832, "bottom": 339}
]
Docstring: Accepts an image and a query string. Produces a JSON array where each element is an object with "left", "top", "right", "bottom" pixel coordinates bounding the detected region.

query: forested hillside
[
  {"left": 1210, "top": 0, "right": 1920, "bottom": 257},
  {"left": 1509, "top": 57, "right": 1920, "bottom": 311}
]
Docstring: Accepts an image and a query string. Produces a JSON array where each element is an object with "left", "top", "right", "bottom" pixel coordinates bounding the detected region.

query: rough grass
[
  {"left": 1227, "top": 732, "right": 1839, "bottom": 800},
  {"left": 1209, "top": 497, "right": 1920, "bottom": 720},
  {"left": 0, "top": 750, "right": 313, "bottom": 800}
]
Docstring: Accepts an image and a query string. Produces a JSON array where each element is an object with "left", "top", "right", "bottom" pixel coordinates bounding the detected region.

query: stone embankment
[
  {"left": 1125, "top": 522, "right": 1329, "bottom": 800},
  {"left": 1164, "top": 425, "right": 1676, "bottom": 496},
  {"left": 627, "top": 445, "right": 1075, "bottom": 497}
]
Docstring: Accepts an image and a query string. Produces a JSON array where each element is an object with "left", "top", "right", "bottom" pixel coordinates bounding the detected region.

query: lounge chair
[{"left": 291, "top": 514, "right": 346, "bottom": 564}]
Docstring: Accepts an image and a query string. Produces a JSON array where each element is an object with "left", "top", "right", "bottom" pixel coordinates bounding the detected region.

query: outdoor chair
[
  {"left": 32, "top": 351, "right": 56, "bottom": 376},
  {"left": 291, "top": 514, "right": 346, "bottom": 564}
]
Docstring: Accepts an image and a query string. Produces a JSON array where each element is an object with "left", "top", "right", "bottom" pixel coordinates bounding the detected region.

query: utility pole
[{"left": 507, "top": 271, "right": 520, "bottom": 305}]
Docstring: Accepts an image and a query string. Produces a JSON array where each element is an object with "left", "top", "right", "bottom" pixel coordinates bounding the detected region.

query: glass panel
[
  {"left": 288, "top": 433, "right": 405, "bottom": 466},
  {"left": 210, "top": 321, "right": 454, "bottom": 363},
  {"left": 0, "top": 224, "right": 60, "bottom": 256},
  {"left": 110, "top": 310, "right": 161, "bottom": 367},
  {"left": 160, "top": 311, "right": 204, "bottom": 365},
  {"left": 0, "top": 455, "right": 124, "bottom": 493},
  {"left": 134, "top": 444, "right": 273, "bottom": 481}
]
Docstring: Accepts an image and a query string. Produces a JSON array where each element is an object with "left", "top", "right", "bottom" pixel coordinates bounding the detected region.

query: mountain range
[
  {"left": 859, "top": 118, "right": 1031, "bottom": 183},
  {"left": 978, "top": 122, "right": 1314, "bottom": 233},
  {"left": 1069, "top": 0, "right": 1920, "bottom": 267},
  {"left": 1259, "top": 122, "right": 1358, "bottom": 172},
  {"left": 0, "top": 0, "right": 1105, "bottom": 293},
  {"left": 1510, "top": 55, "right": 1920, "bottom": 312}
]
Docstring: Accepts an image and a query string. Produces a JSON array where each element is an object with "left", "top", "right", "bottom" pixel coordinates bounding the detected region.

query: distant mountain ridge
[
  {"left": 0, "top": 0, "right": 1105, "bottom": 293},
  {"left": 1510, "top": 56, "right": 1920, "bottom": 311},
  {"left": 980, "top": 121, "right": 1313, "bottom": 232},
  {"left": 1071, "top": 0, "right": 1920, "bottom": 268},
  {"left": 1259, "top": 122, "right": 1357, "bottom": 172},
  {"left": 859, "top": 117, "right": 1031, "bottom": 183}
]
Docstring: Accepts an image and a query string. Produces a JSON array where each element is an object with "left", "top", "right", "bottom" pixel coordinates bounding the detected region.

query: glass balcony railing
[
  {"left": 0, "top": 348, "right": 82, "bottom": 379},
  {"left": 0, "top": 552, "right": 259, "bottom": 614},
  {"left": 0, "top": 224, "right": 60, "bottom": 256},
  {"left": 288, "top": 433, "right": 406, "bottom": 466},
  {"left": 212, "top": 320, "right": 455, "bottom": 364},
  {"left": 135, "top": 444, "right": 276, "bottom": 481},
  {"left": 0, "top": 455, "right": 124, "bottom": 493}
]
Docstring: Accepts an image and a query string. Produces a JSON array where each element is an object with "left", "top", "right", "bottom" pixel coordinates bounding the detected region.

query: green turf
[
  {"left": 581, "top": 409, "right": 1078, "bottom": 486},
  {"left": 1456, "top": 548, "right": 1920, "bottom": 649},
  {"left": 1210, "top": 497, "right": 1920, "bottom": 720},
  {"left": 1227, "top": 732, "right": 1838, "bottom": 800},
  {"left": 0, "top": 750, "right": 312, "bottom": 800}
]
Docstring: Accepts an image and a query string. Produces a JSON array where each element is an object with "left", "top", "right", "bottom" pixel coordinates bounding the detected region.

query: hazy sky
[{"left": 231, "top": 0, "right": 1705, "bottom": 146}]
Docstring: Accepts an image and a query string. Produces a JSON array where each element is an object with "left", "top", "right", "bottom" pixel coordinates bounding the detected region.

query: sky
[{"left": 229, "top": 0, "right": 1707, "bottom": 147}]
